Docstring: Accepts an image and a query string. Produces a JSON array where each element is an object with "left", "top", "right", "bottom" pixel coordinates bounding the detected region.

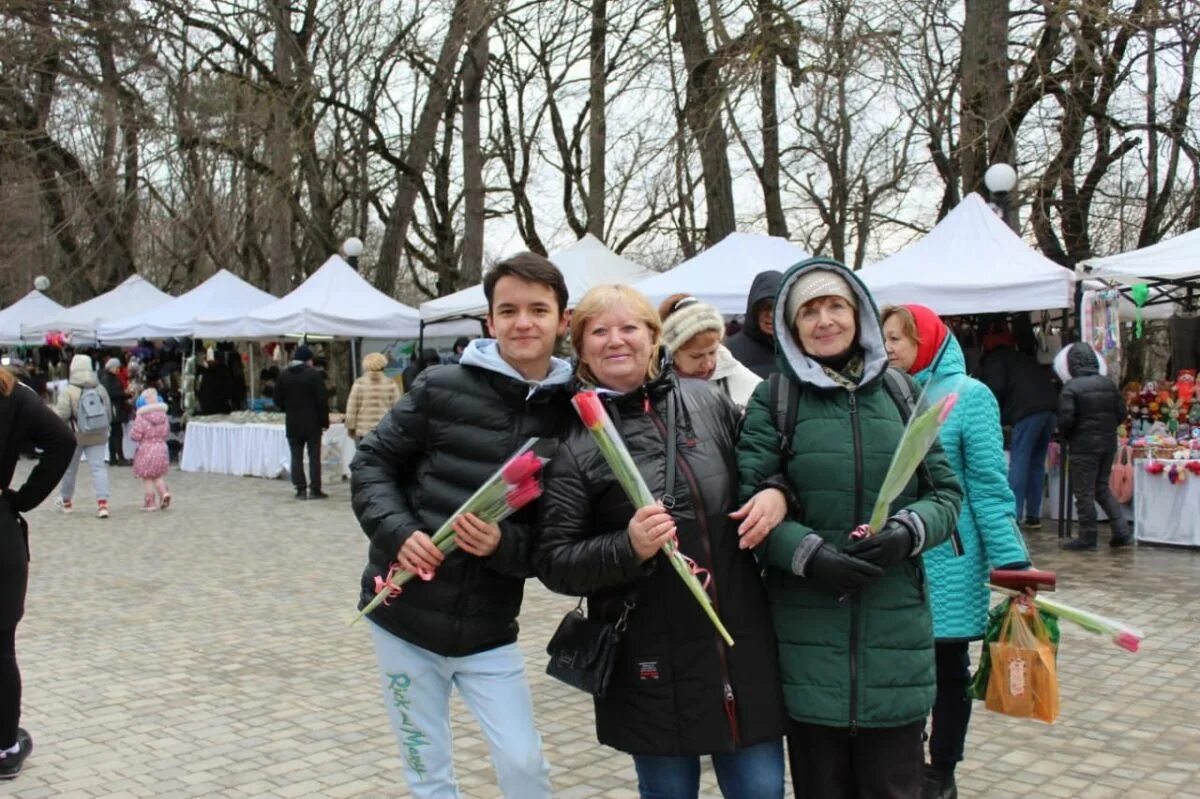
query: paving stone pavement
[{"left": 5, "top": 463, "right": 1199, "bottom": 798}]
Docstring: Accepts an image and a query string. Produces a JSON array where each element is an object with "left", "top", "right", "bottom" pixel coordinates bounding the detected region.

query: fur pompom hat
[{"left": 660, "top": 296, "right": 725, "bottom": 355}]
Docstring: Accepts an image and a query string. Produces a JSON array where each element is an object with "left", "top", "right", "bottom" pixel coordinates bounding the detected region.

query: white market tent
[
  {"left": 22, "top": 275, "right": 174, "bottom": 343},
  {"left": 419, "top": 233, "right": 656, "bottom": 323},
  {"left": 193, "top": 255, "right": 474, "bottom": 339},
  {"left": 856, "top": 193, "right": 1075, "bottom": 315},
  {"left": 97, "top": 269, "right": 277, "bottom": 343},
  {"left": 1085, "top": 226, "right": 1200, "bottom": 283},
  {"left": 0, "top": 290, "right": 66, "bottom": 346},
  {"left": 1083, "top": 227, "right": 1200, "bottom": 314},
  {"left": 633, "top": 232, "right": 812, "bottom": 315}
]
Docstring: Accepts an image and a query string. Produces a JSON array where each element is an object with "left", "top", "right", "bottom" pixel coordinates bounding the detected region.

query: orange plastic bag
[
  {"left": 985, "top": 599, "right": 1060, "bottom": 723},
  {"left": 1109, "top": 446, "right": 1134, "bottom": 504}
]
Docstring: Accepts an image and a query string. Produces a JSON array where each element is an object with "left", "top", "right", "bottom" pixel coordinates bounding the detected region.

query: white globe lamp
[{"left": 984, "top": 163, "right": 1017, "bottom": 194}]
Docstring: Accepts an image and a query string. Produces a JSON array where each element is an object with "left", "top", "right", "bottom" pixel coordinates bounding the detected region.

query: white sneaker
[
  {"left": 55, "top": 498, "right": 74, "bottom": 514},
  {"left": 97, "top": 502, "right": 109, "bottom": 519}
]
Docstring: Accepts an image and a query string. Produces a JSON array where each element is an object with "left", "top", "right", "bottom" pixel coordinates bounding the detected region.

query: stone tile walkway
[{"left": 7, "top": 464, "right": 1199, "bottom": 797}]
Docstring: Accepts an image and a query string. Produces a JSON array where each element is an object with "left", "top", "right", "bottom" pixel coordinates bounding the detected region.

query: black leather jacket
[
  {"left": 535, "top": 367, "right": 784, "bottom": 756},
  {"left": 351, "top": 362, "right": 572, "bottom": 657}
]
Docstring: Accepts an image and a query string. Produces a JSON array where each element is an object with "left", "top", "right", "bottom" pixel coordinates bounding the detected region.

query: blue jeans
[
  {"left": 369, "top": 623, "right": 551, "bottom": 799},
  {"left": 632, "top": 739, "right": 785, "bottom": 799},
  {"left": 1008, "top": 411, "right": 1055, "bottom": 520}
]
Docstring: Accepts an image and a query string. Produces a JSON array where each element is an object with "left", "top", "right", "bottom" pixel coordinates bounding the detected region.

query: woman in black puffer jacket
[{"left": 535, "top": 285, "right": 786, "bottom": 799}]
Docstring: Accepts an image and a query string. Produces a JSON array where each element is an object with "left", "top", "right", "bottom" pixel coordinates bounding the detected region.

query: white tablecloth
[
  {"left": 180, "top": 422, "right": 355, "bottom": 479},
  {"left": 1134, "top": 459, "right": 1200, "bottom": 547}
]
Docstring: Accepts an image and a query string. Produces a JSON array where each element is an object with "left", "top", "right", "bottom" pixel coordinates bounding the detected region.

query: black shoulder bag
[{"left": 545, "top": 391, "right": 678, "bottom": 698}]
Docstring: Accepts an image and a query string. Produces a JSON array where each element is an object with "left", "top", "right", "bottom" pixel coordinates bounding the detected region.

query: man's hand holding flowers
[{"left": 453, "top": 512, "right": 502, "bottom": 557}]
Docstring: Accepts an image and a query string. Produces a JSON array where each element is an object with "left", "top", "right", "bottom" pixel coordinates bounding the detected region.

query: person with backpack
[
  {"left": 736, "top": 259, "right": 962, "bottom": 798},
  {"left": 54, "top": 354, "right": 114, "bottom": 518},
  {"left": 0, "top": 366, "right": 76, "bottom": 781},
  {"left": 882, "top": 304, "right": 1031, "bottom": 799}
]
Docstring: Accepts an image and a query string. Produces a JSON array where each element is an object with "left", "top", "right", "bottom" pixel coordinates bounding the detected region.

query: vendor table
[
  {"left": 1133, "top": 459, "right": 1200, "bottom": 547},
  {"left": 180, "top": 421, "right": 355, "bottom": 480}
]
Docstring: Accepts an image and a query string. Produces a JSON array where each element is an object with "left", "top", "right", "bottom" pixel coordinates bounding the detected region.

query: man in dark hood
[
  {"left": 1054, "top": 343, "right": 1132, "bottom": 550},
  {"left": 725, "top": 270, "right": 783, "bottom": 378}
]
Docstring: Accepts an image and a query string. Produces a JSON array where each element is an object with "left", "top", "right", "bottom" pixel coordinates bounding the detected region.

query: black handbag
[
  {"left": 544, "top": 391, "right": 679, "bottom": 698},
  {"left": 544, "top": 597, "right": 634, "bottom": 698}
]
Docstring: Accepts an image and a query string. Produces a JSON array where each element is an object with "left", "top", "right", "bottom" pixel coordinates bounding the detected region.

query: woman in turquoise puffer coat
[{"left": 882, "top": 304, "right": 1031, "bottom": 799}]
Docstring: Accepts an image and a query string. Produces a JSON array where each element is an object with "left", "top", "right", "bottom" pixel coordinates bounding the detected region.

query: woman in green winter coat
[
  {"left": 882, "top": 304, "right": 1031, "bottom": 799},
  {"left": 736, "top": 259, "right": 963, "bottom": 799}
]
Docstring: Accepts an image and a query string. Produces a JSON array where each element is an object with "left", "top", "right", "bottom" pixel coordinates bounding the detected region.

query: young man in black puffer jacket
[
  {"left": 351, "top": 253, "right": 574, "bottom": 799},
  {"left": 1054, "top": 343, "right": 1132, "bottom": 550}
]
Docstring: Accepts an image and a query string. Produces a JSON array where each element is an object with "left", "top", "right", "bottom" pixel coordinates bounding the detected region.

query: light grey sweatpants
[{"left": 60, "top": 442, "right": 110, "bottom": 502}]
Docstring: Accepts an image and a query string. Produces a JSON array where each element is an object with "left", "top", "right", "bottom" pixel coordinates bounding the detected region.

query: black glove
[
  {"left": 806, "top": 543, "right": 884, "bottom": 596},
  {"left": 845, "top": 518, "right": 916, "bottom": 570}
]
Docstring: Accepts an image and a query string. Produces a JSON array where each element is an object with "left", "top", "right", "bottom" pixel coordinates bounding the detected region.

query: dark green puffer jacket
[{"left": 736, "top": 258, "right": 963, "bottom": 730}]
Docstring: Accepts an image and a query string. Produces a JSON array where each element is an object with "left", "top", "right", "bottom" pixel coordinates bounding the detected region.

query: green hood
[{"left": 771, "top": 257, "right": 889, "bottom": 389}]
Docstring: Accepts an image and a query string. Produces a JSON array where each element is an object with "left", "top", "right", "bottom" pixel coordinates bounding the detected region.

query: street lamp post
[
  {"left": 342, "top": 237, "right": 364, "bottom": 271},
  {"left": 983, "top": 163, "right": 1018, "bottom": 232}
]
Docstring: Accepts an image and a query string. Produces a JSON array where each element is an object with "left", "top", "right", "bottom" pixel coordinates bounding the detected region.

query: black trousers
[
  {"left": 1071, "top": 449, "right": 1129, "bottom": 540},
  {"left": 108, "top": 421, "right": 125, "bottom": 463},
  {"left": 929, "top": 641, "right": 972, "bottom": 771},
  {"left": 787, "top": 718, "right": 924, "bottom": 798},
  {"left": 0, "top": 512, "right": 29, "bottom": 750},
  {"left": 288, "top": 433, "right": 322, "bottom": 493}
]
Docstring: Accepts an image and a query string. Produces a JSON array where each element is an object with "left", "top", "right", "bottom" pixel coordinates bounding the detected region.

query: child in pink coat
[{"left": 130, "top": 388, "right": 172, "bottom": 510}]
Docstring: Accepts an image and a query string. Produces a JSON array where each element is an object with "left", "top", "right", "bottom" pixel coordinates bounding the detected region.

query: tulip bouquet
[
  {"left": 353, "top": 438, "right": 546, "bottom": 623},
  {"left": 988, "top": 584, "right": 1144, "bottom": 653},
  {"left": 572, "top": 391, "right": 735, "bottom": 646},
  {"left": 854, "top": 386, "right": 960, "bottom": 538}
]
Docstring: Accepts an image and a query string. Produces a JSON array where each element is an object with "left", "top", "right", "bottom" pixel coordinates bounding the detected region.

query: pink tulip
[
  {"left": 505, "top": 479, "right": 543, "bottom": 511},
  {"left": 1114, "top": 631, "right": 1141, "bottom": 653},
  {"left": 502, "top": 451, "right": 543, "bottom": 485}
]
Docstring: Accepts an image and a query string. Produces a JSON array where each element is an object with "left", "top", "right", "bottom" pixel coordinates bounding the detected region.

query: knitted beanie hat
[
  {"left": 784, "top": 269, "right": 858, "bottom": 326},
  {"left": 660, "top": 296, "right": 725, "bottom": 355}
]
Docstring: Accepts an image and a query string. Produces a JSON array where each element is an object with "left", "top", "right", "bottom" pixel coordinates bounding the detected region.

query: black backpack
[
  {"left": 767, "top": 367, "right": 963, "bottom": 554},
  {"left": 767, "top": 367, "right": 917, "bottom": 461}
]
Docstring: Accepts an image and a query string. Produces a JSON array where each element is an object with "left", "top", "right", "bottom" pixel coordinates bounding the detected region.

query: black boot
[
  {"left": 1063, "top": 530, "right": 1098, "bottom": 551},
  {"left": 922, "top": 765, "right": 958, "bottom": 799}
]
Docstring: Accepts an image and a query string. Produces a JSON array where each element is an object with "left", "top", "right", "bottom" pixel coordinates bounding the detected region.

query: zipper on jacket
[
  {"left": 848, "top": 390, "right": 863, "bottom": 735},
  {"left": 648, "top": 407, "right": 741, "bottom": 748}
]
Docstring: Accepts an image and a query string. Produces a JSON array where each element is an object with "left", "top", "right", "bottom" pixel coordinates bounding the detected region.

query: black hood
[
  {"left": 1056, "top": 342, "right": 1101, "bottom": 381},
  {"left": 741, "top": 270, "right": 783, "bottom": 343}
]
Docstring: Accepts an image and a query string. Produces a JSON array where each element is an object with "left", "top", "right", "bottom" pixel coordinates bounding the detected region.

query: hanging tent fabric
[
  {"left": 633, "top": 232, "right": 812, "bottom": 315},
  {"left": 1083, "top": 227, "right": 1200, "bottom": 312},
  {"left": 97, "top": 269, "right": 277, "bottom": 343},
  {"left": 0, "top": 290, "right": 67, "bottom": 346},
  {"left": 856, "top": 193, "right": 1075, "bottom": 314},
  {"left": 1084, "top": 227, "right": 1200, "bottom": 284},
  {"left": 419, "top": 233, "right": 656, "bottom": 323},
  {"left": 193, "top": 255, "right": 475, "bottom": 339},
  {"left": 22, "top": 275, "right": 174, "bottom": 343}
]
